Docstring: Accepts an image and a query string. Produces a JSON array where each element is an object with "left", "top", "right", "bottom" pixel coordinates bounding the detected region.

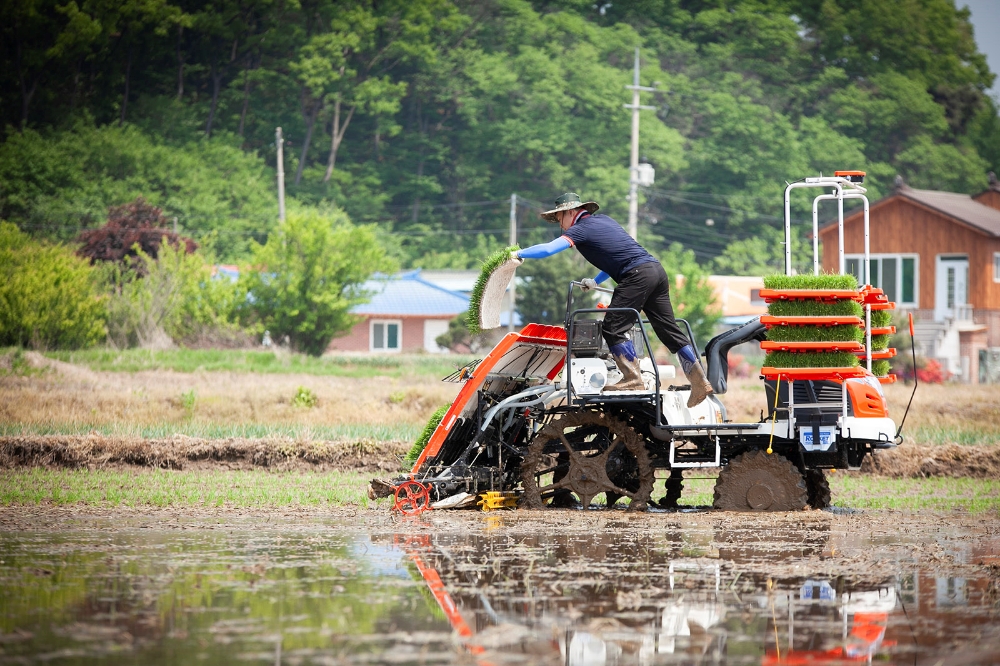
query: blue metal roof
[{"left": 351, "top": 270, "right": 471, "bottom": 316}]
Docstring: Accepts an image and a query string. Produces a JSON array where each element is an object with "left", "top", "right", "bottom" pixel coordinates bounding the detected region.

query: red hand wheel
[{"left": 393, "top": 480, "right": 431, "bottom": 515}]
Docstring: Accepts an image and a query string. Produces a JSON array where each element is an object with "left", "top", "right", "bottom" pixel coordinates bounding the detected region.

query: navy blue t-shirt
[{"left": 561, "top": 213, "right": 658, "bottom": 282}]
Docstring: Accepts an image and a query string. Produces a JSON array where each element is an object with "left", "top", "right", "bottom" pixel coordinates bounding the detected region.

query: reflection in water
[{"left": 0, "top": 514, "right": 997, "bottom": 664}]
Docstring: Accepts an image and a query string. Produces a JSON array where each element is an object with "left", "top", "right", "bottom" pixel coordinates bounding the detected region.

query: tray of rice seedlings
[
  {"left": 763, "top": 350, "right": 861, "bottom": 370},
  {"left": 871, "top": 360, "right": 891, "bottom": 377},
  {"left": 762, "top": 273, "right": 859, "bottom": 291},
  {"left": 767, "top": 298, "right": 864, "bottom": 318},
  {"left": 761, "top": 274, "right": 864, "bottom": 371},
  {"left": 861, "top": 308, "right": 895, "bottom": 376},
  {"left": 468, "top": 245, "right": 521, "bottom": 334}
]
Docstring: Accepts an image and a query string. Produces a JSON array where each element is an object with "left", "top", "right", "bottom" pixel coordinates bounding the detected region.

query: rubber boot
[
  {"left": 683, "top": 362, "right": 713, "bottom": 408},
  {"left": 677, "top": 344, "right": 713, "bottom": 408},
  {"left": 605, "top": 340, "right": 645, "bottom": 391}
]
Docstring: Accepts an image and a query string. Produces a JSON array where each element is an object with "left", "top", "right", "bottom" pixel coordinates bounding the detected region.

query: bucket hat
[{"left": 540, "top": 192, "right": 599, "bottom": 222}]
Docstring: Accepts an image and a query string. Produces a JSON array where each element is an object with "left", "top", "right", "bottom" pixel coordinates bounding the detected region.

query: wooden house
[{"left": 818, "top": 174, "right": 1000, "bottom": 382}]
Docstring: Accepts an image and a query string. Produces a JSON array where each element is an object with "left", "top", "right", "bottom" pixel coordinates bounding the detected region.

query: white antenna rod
[
  {"left": 276, "top": 127, "right": 286, "bottom": 223},
  {"left": 624, "top": 47, "right": 655, "bottom": 240}
]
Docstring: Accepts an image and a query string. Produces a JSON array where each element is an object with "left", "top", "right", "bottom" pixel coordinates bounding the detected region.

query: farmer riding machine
[{"left": 372, "top": 172, "right": 906, "bottom": 513}]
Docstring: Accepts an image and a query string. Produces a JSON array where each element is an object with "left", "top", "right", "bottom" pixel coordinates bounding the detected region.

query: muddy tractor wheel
[
  {"left": 521, "top": 411, "right": 653, "bottom": 511},
  {"left": 805, "top": 468, "right": 832, "bottom": 509},
  {"left": 713, "top": 450, "right": 808, "bottom": 512}
]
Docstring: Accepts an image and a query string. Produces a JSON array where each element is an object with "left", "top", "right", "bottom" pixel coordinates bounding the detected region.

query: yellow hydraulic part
[
  {"left": 767, "top": 375, "right": 781, "bottom": 454},
  {"left": 477, "top": 491, "right": 518, "bottom": 511}
]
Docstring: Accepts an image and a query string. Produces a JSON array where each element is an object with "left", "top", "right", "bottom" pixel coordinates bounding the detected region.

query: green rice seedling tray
[
  {"left": 761, "top": 366, "right": 868, "bottom": 381},
  {"left": 761, "top": 341, "right": 864, "bottom": 352},
  {"left": 764, "top": 350, "right": 860, "bottom": 369},
  {"left": 763, "top": 274, "right": 859, "bottom": 290},
  {"left": 768, "top": 300, "right": 864, "bottom": 318},
  {"left": 766, "top": 324, "right": 864, "bottom": 343}
]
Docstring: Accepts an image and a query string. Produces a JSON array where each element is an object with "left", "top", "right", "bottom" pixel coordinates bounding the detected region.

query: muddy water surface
[{"left": 0, "top": 508, "right": 998, "bottom": 665}]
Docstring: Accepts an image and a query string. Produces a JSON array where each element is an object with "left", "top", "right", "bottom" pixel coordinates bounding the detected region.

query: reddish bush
[
  {"left": 76, "top": 198, "right": 197, "bottom": 267},
  {"left": 727, "top": 352, "right": 752, "bottom": 378},
  {"left": 916, "top": 358, "right": 948, "bottom": 383}
]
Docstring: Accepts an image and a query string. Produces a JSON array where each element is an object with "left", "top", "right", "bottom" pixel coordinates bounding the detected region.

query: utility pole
[
  {"left": 276, "top": 127, "right": 286, "bottom": 222},
  {"left": 624, "top": 47, "right": 655, "bottom": 240},
  {"left": 508, "top": 193, "right": 518, "bottom": 333}
]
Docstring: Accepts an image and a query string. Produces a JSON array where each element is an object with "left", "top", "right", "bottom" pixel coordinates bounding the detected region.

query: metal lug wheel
[
  {"left": 805, "top": 468, "right": 832, "bottom": 509},
  {"left": 653, "top": 468, "right": 684, "bottom": 509},
  {"left": 713, "top": 449, "right": 808, "bottom": 511},
  {"left": 521, "top": 411, "right": 653, "bottom": 511}
]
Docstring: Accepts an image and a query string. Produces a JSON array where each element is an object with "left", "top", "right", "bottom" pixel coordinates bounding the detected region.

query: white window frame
[
  {"left": 994, "top": 252, "right": 1000, "bottom": 283},
  {"left": 845, "top": 253, "right": 919, "bottom": 307},
  {"left": 370, "top": 319, "right": 402, "bottom": 353}
]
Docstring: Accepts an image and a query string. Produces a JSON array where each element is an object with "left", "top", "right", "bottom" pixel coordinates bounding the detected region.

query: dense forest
[{"left": 2, "top": 0, "right": 998, "bottom": 270}]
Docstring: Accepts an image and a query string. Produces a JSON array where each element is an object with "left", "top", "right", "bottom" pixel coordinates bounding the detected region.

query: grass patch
[
  {"left": 468, "top": 245, "right": 520, "bottom": 335},
  {"left": 767, "top": 300, "right": 864, "bottom": 318},
  {"left": 908, "top": 426, "right": 1000, "bottom": 446},
  {"left": 0, "top": 421, "right": 420, "bottom": 442},
  {"left": 0, "top": 348, "right": 49, "bottom": 377},
  {"left": 829, "top": 475, "right": 1000, "bottom": 513},
  {"left": 403, "top": 404, "right": 450, "bottom": 468},
  {"left": 0, "top": 468, "right": 382, "bottom": 508},
  {"left": 763, "top": 274, "right": 858, "bottom": 290},
  {"left": 763, "top": 351, "right": 860, "bottom": 368},
  {"left": 42, "top": 348, "right": 477, "bottom": 379},
  {"left": 766, "top": 325, "right": 863, "bottom": 343}
]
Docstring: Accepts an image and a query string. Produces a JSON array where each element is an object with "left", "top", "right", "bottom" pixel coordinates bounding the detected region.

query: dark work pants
[{"left": 602, "top": 261, "right": 691, "bottom": 354}]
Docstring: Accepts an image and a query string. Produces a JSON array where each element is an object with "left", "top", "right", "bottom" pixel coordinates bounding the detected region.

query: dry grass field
[
  {"left": 0, "top": 351, "right": 462, "bottom": 441},
  {"left": 1, "top": 348, "right": 997, "bottom": 448}
]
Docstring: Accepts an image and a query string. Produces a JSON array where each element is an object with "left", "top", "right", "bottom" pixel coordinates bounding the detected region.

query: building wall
[
  {"left": 973, "top": 189, "right": 1000, "bottom": 211},
  {"left": 327, "top": 315, "right": 456, "bottom": 353},
  {"left": 819, "top": 197, "right": 1000, "bottom": 310}
]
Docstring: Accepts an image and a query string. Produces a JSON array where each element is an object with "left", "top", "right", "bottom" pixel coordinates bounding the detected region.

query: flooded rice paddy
[{"left": 0, "top": 507, "right": 998, "bottom": 665}]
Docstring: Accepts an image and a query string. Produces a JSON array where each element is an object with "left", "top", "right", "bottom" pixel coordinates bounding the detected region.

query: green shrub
[
  {"left": 0, "top": 222, "right": 105, "bottom": 349},
  {"left": 292, "top": 387, "right": 318, "bottom": 408},
  {"left": 872, "top": 360, "right": 891, "bottom": 376},
  {"left": 763, "top": 351, "right": 860, "bottom": 368},
  {"left": 102, "top": 241, "right": 247, "bottom": 349},
  {"left": 240, "top": 208, "right": 395, "bottom": 356},
  {"left": 763, "top": 273, "right": 858, "bottom": 290},
  {"left": 767, "top": 299, "right": 864, "bottom": 318}
]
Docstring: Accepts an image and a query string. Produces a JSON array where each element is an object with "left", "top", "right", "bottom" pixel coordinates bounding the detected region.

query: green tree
[
  {"left": 0, "top": 123, "right": 277, "bottom": 259},
  {"left": 241, "top": 208, "right": 395, "bottom": 356},
  {"left": 0, "top": 222, "right": 105, "bottom": 348},
  {"left": 654, "top": 242, "right": 719, "bottom": 348}
]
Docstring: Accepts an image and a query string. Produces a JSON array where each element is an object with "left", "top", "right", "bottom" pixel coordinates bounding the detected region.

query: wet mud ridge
[
  {"left": 2, "top": 434, "right": 999, "bottom": 478},
  {"left": 0, "top": 434, "right": 409, "bottom": 472}
]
